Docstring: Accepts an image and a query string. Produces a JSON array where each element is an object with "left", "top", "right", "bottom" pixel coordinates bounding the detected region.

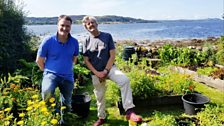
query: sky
[{"left": 21, "top": 0, "right": 223, "bottom": 20}]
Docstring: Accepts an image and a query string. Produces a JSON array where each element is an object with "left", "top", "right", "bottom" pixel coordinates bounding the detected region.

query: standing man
[
  {"left": 82, "top": 16, "right": 142, "bottom": 126},
  {"left": 36, "top": 15, "right": 79, "bottom": 124}
]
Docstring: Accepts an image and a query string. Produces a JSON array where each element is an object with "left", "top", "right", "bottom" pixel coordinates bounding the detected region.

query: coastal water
[{"left": 26, "top": 19, "right": 223, "bottom": 41}]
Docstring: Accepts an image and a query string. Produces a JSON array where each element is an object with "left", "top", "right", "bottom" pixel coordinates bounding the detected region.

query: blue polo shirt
[{"left": 37, "top": 33, "right": 79, "bottom": 82}]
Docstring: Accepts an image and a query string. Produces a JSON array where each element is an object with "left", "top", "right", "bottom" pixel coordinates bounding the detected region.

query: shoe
[
  {"left": 126, "top": 112, "right": 142, "bottom": 122},
  {"left": 93, "top": 119, "right": 105, "bottom": 126}
]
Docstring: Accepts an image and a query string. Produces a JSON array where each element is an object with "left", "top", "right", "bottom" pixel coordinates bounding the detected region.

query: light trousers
[{"left": 92, "top": 65, "right": 135, "bottom": 119}]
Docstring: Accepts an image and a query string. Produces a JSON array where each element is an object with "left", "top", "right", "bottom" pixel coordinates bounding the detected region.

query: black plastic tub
[
  {"left": 182, "top": 93, "right": 210, "bottom": 115},
  {"left": 71, "top": 93, "right": 91, "bottom": 118}
]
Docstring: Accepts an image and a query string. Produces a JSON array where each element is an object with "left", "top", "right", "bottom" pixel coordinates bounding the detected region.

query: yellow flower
[
  {"left": 4, "top": 108, "right": 11, "bottom": 112},
  {"left": 32, "top": 94, "right": 39, "bottom": 99},
  {"left": 33, "top": 103, "right": 40, "bottom": 109},
  {"left": 35, "top": 99, "right": 39, "bottom": 103},
  {"left": 44, "top": 112, "right": 49, "bottom": 116},
  {"left": 17, "top": 121, "right": 24, "bottom": 125},
  {"left": 26, "top": 106, "right": 33, "bottom": 111},
  {"left": 4, "top": 121, "right": 10, "bottom": 125},
  {"left": 61, "top": 106, "right": 66, "bottom": 110},
  {"left": 51, "top": 103, "right": 56, "bottom": 107},
  {"left": 41, "top": 121, "right": 47, "bottom": 126},
  {"left": 27, "top": 100, "right": 33, "bottom": 106},
  {"left": 10, "top": 84, "right": 16, "bottom": 89},
  {"left": 19, "top": 113, "right": 25, "bottom": 117},
  {"left": 49, "top": 97, "right": 55, "bottom": 103},
  {"left": 39, "top": 101, "right": 46, "bottom": 106},
  {"left": 50, "top": 119, "right": 58, "bottom": 125},
  {"left": 41, "top": 107, "right": 48, "bottom": 112},
  {"left": 13, "top": 89, "right": 18, "bottom": 92}
]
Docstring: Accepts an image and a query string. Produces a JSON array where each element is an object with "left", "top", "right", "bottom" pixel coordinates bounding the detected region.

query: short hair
[
  {"left": 58, "top": 15, "right": 72, "bottom": 24},
  {"left": 82, "top": 16, "right": 98, "bottom": 25}
]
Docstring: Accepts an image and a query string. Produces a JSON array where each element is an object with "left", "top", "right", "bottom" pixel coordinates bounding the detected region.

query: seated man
[{"left": 81, "top": 15, "right": 142, "bottom": 126}]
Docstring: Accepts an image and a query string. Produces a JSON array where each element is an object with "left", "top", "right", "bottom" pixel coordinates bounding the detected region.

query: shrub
[
  {"left": 128, "top": 70, "right": 158, "bottom": 99},
  {"left": 0, "top": 0, "right": 33, "bottom": 75}
]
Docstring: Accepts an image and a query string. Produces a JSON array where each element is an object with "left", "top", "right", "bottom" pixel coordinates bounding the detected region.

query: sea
[{"left": 26, "top": 19, "right": 224, "bottom": 42}]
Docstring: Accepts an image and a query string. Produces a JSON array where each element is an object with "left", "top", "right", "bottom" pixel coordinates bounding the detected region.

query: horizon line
[{"left": 25, "top": 15, "right": 223, "bottom": 21}]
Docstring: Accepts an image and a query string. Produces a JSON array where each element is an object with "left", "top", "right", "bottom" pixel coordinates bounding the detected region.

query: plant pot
[
  {"left": 122, "top": 46, "right": 135, "bottom": 61},
  {"left": 71, "top": 92, "right": 91, "bottom": 118},
  {"left": 182, "top": 93, "right": 210, "bottom": 115}
]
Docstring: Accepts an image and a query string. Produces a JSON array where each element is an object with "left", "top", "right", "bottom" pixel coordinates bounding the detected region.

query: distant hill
[{"left": 25, "top": 15, "right": 158, "bottom": 25}]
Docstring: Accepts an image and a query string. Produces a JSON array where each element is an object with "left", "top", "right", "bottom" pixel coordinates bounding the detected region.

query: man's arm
[
  {"left": 84, "top": 56, "right": 97, "bottom": 75},
  {"left": 73, "top": 56, "right": 78, "bottom": 64},
  {"left": 104, "top": 49, "right": 115, "bottom": 72},
  {"left": 36, "top": 55, "right": 45, "bottom": 71}
]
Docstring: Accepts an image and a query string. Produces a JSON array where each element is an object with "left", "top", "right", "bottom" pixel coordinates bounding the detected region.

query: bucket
[
  {"left": 122, "top": 46, "right": 135, "bottom": 61},
  {"left": 71, "top": 92, "right": 91, "bottom": 118},
  {"left": 182, "top": 93, "right": 209, "bottom": 115}
]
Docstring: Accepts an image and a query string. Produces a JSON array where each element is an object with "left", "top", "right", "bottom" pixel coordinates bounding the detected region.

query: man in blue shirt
[
  {"left": 36, "top": 15, "right": 79, "bottom": 124},
  {"left": 82, "top": 16, "right": 142, "bottom": 126}
]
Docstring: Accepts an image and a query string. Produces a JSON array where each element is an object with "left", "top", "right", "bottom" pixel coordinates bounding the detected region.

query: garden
[
  {"left": 1, "top": 0, "right": 223, "bottom": 125},
  {"left": 0, "top": 36, "right": 224, "bottom": 126}
]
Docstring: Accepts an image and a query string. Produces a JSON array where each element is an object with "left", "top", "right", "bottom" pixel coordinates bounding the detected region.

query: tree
[{"left": 0, "top": 0, "right": 32, "bottom": 75}]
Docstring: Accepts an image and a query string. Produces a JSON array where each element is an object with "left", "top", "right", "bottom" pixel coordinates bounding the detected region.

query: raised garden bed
[
  {"left": 133, "top": 95, "right": 182, "bottom": 107},
  {"left": 118, "top": 95, "right": 183, "bottom": 115},
  {"left": 170, "top": 66, "right": 224, "bottom": 91}
]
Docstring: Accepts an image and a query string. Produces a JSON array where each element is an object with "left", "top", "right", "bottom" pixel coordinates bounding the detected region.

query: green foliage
[
  {"left": 0, "top": 73, "right": 29, "bottom": 90},
  {"left": 105, "top": 80, "right": 120, "bottom": 105},
  {"left": 73, "top": 64, "right": 90, "bottom": 76},
  {"left": 158, "top": 44, "right": 214, "bottom": 66},
  {"left": 197, "top": 67, "right": 218, "bottom": 76},
  {"left": 0, "top": 0, "right": 33, "bottom": 75},
  {"left": 14, "top": 59, "right": 42, "bottom": 88},
  {"left": 128, "top": 70, "right": 158, "bottom": 99},
  {"left": 155, "top": 72, "right": 195, "bottom": 95},
  {"left": 215, "top": 36, "right": 224, "bottom": 65},
  {"left": 147, "top": 111, "right": 177, "bottom": 126},
  {"left": 73, "top": 60, "right": 91, "bottom": 88},
  {"left": 0, "top": 95, "right": 13, "bottom": 110},
  {"left": 197, "top": 104, "right": 224, "bottom": 126}
]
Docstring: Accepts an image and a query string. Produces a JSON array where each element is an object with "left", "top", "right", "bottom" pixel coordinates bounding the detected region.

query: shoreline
[{"left": 115, "top": 36, "right": 220, "bottom": 48}]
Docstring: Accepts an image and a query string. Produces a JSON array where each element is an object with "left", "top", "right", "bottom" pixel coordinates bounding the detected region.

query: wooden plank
[
  {"left": 170, "top": 66, "right": 224, "bottom": 92},
  {"left": 215, "top": 64, "right": 224, "bottom": 69}
]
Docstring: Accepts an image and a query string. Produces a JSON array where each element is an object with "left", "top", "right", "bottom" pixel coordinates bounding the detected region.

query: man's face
[
  {"left": 57, "top": 18, "right": 71, "bottom": 37},
  {"left": 85, "top": 19, "right": 98, "bottom": 32}
]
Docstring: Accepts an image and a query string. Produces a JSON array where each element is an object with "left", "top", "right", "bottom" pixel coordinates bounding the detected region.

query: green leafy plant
[
  {"left": 197, "top": 67, "right": 218, "bottom": 76},
  {"left": 215, "top": 36, "right": 224, "bottom": 65},
  {"left": 106, "top": 80, "right": 120, "bottom": 105},
  {"left": 197, "top": 104, "right": 224, "bottom": 126},
  {"left": 147, "top": 111, "right": 177, "bottom": 126},
  {"left": 128, "top": 69, "right": 159, "bottom": 99},
  {"left": 155, "top": 72, "right": 195, "bottom": 95},
  {"left": 0, "top": 73, "right": 29, "bottom": 90},
  {"left": 158, "top": 44, "right": 215, "bottom": 67}
]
